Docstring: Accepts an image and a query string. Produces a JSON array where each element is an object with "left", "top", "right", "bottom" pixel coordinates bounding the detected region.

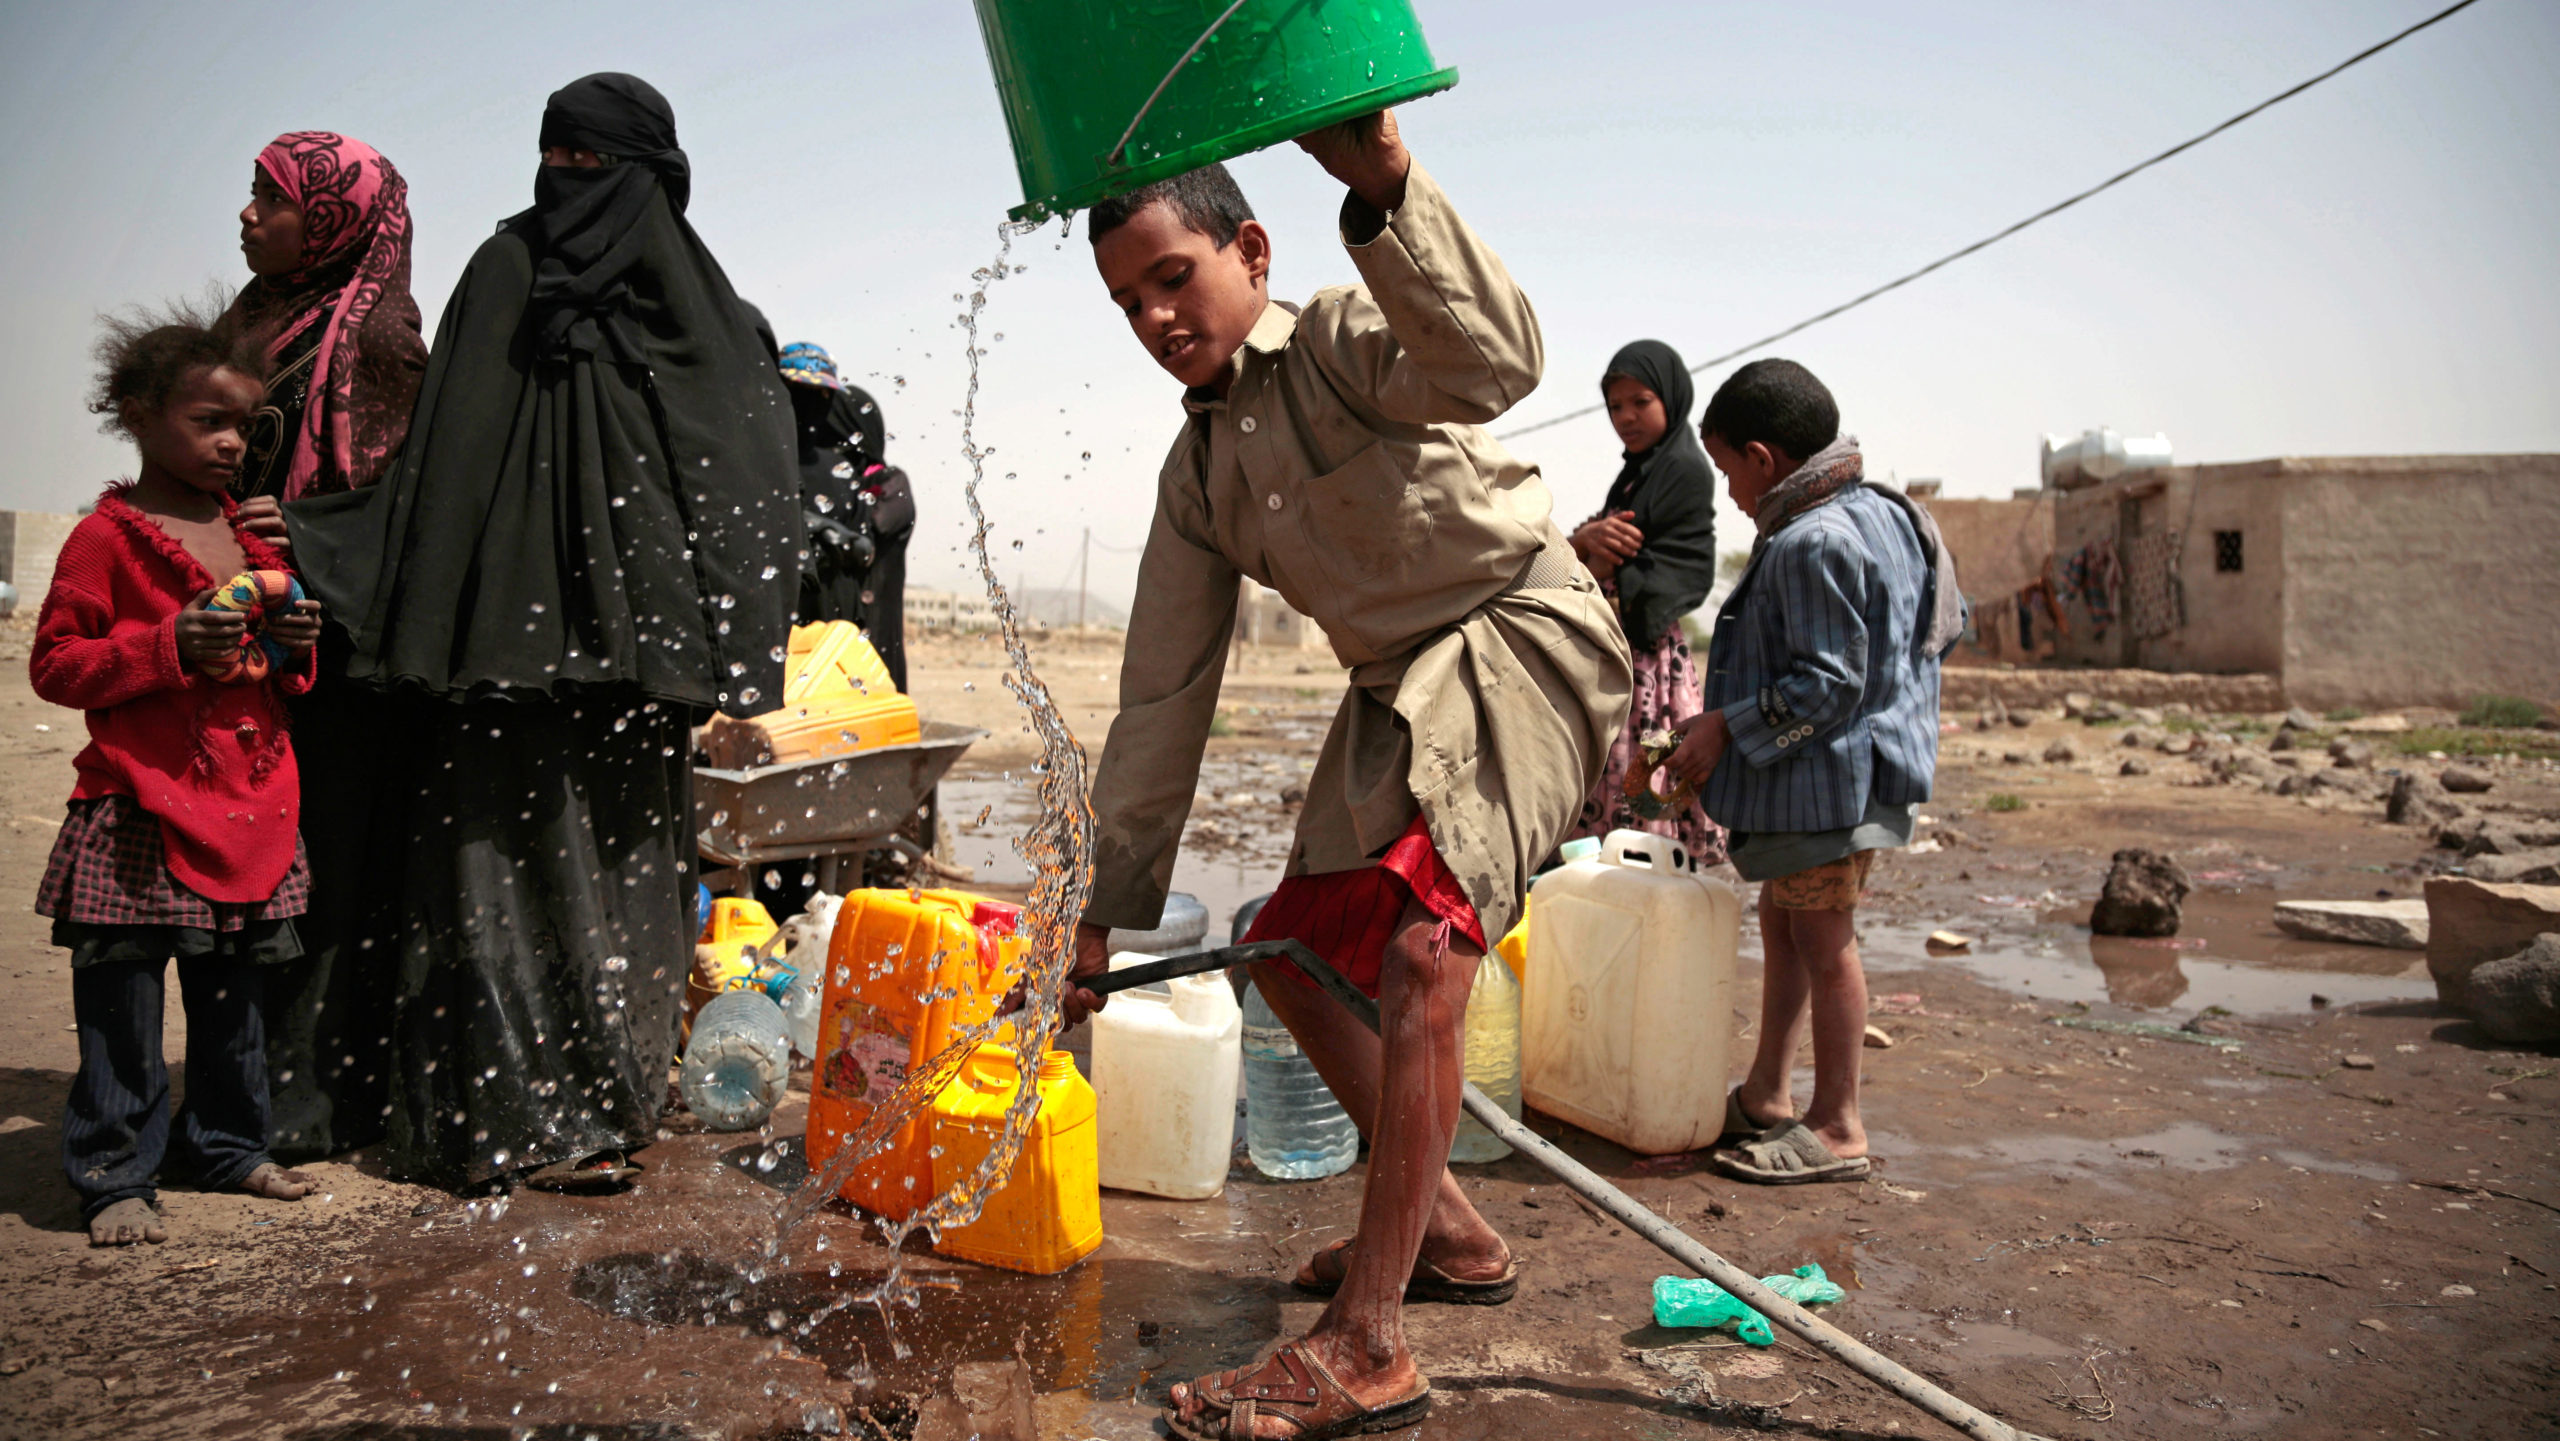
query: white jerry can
[
  {"left": 1521, "top": 829, "right": 1741, "bottom": 1155},
  {"left": 1091, "top": 951, "right": 1243, "bottom": 1199}
]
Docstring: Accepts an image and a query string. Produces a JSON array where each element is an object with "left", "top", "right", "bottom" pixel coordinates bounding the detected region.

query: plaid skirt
[{"left": 37, "top": 795, "right": 311, "bottom": 933}]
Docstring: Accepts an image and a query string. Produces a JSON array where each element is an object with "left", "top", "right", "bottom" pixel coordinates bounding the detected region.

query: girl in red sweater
[{"left": 34, "top": 303, "right": 327, "bottom": 1246}]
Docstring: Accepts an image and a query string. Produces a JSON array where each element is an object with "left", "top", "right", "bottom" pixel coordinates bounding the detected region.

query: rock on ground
[
  {"left": 2467, "top": 934, "right": 2560, "bottom": 1044},
  {"left": 2468, "top": 849, "right": 2560, "bottom": 886},
  {"left": 2389, "top": 772, "right": 2470, "bottom": 829},
  {"left": 2042, "top": 738, "right": 2078, "bottom": 764},
  {"left": 2328, "top": 738, "right": 2375, "bottom": 769},
  {"left": 2424, "top": 878, "right": 2560, "bottom": 1011},
  {"left": 2120, "top": 757, "right": 2151, "bottom": 777},
  {"left": 2091, "top": 847, "right": 2191, "bottom": 937},
  {"left": 2440, "top": 764, "right": 2495, "bottom": 794},
  {"left": 2282, "top": 707, "right": 2321, "bottom": 731},
  {"left": 2273, "top": 899, "right": 2430, "bottom": 950},
  {"left": 2121, "top": 726, "right": 2161, "bottom": 749}
]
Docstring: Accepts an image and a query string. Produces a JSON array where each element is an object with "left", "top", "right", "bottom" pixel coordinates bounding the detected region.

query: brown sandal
[
  {"left": 1166, "top": 1340, "right": 1430, "bottom": 1441},
  {"left": 1292, "top": 1237, "right": 1518, "bottom": 1306}
]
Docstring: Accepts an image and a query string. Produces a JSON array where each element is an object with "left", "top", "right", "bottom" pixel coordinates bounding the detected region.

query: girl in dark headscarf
[
  {"left": 288, "top": 73, "right": 798, "bottom": 1192},
  {"left": 1565, "top": 340, "right": 1727, "bottom": 862},
  {"left": 228, "top": 132, "right": 427, "bottom": 500},
  {"left": 225, "top": 131, "right": 428, "bottom": 1161}
]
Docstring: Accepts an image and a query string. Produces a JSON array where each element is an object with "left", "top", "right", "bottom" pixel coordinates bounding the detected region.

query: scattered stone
[
  {"left": 2441, "top": 1284, "right": 2476, "bottom": 1297},
  {"left": 2079, "top": 701, "right": 2125, "bottom": 725},
  {"left": 2307, "top": 768, "right": 2387, "bottom": 801},
  {"left": 2464, "top": 822, "right": 2560, "bottom": 856},
  {"left": 2389, "top": 772, "right": 2470, "bottom": 829},
  {"left": 2468, "top": 850, "right": 2560, "bottom": 886},
  {"left": 2267, "top": 728, "right": 2299, "bottom": 753},
  {"left": 1280, "top": 783, "right": 1307, "bottom": 805},
  {"left": 2341, "top": 714, "right": 2413, "bottom": 734},
  {"left": 2131, "top": 707, "right": 2165, "bottom": 726},
  {"left": 2121, "top": 726, "right": 2161, "bottom": 749},
  {"left": 2007, "top": 709, "right": 2033, "bottom": 729},
  {"left": 2274, "top": 899, "right": 2430, "bottom": 950},
  {"left": 2467, "top": 935, "right": 2560, "bottom": 1044},
  {"left": 2157, "top": 733, "right": 2195, "bottom": 756},
  {"left": 2001, "top": 749, "right": 2029, "bottom": 765},
  {"left": 2042, "top": 738, "right": 2078, "bottom": 764},
  {"left": 1926, "top": 930, "right": 1974, "bottom": 952},
  {"left": 2339, "top": 1053, "right": 2376, "bottom": 1070},
  {"left": 1862, "top": 1024, "right": 1895, "bottom": 1049},
  {"left": 1976, "top": 709, "right": 2003, "bottom": 731},
  {"left": 2439, "top": 764, "right": 2494, "bottom": 794},
  {"left": 2281, "top": 708, "right": 2321, "bottom": 732},
  {"left": 2091, "top": 848, "right": 2191, "bottom": 938},
  {"left": 2423, "top": 878, "right": 2560, "bottom": 1011},
  {"left": 2062, "top": 692, "right": 2096, "bottom": 718},
  {"left": 2357, "top": 1318, "right": 2389, "bottom": 1332},
  {"left": 2119, "top": 757, "right": 2151, "bottom": 777},
  {"left": 2328, "top": 738, "right": 2375, "bottom": 769},
  {"left": 2215, "top": 751, "right": 2283, "bottom": 787}
]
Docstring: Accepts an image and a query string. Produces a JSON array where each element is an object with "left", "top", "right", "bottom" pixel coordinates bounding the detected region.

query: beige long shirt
[{"left": 1085, "top": 164, "right": 1633, "bottom": 942}]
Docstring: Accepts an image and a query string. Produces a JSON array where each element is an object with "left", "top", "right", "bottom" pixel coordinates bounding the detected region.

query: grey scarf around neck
[{"left": 1756, "top": 435, "right": 1966, "bottom": 659}]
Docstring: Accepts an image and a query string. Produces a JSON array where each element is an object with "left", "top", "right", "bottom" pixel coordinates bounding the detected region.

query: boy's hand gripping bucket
[{"left": 972, "top": 0, "right": 1460, "bottom": 223}]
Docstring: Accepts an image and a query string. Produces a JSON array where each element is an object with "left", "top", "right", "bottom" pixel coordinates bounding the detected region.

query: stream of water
[{"left": 762, "top": 216, "right": 1096, "bottom": 1368}]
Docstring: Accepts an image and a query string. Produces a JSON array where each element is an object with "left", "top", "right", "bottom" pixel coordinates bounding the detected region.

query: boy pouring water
[{"left": 1057, "top": 111, "right": 1630, "bottom": 1439}]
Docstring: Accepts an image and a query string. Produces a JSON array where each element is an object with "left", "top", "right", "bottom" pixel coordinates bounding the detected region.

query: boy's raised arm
[
  {"left": 1084, "top": 492, "right": 1244, "bottom": 932},
  {"left": 1315, "top": 160, "right": 1545, "bottom": 427}
]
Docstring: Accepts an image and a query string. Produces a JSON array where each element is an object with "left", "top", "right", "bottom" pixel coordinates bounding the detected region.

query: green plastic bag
[{"left": 1651, "top": 1264, "right": 1846, "bottom": 1346}]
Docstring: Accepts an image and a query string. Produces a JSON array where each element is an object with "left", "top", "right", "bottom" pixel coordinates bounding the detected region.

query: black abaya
[{"left": 286, "top": 74, "right": 796, "bottom": 1185}]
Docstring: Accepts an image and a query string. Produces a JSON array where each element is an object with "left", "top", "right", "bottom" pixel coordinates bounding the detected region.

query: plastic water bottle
[
  {"left": 1240, "top": 981, "right": 1359, "bottom": 1179},
  {"left": 777, "top": 963, "right": 821, "bottom": 1063},
  {"left": 1449, "top": 951, "right": 1522, "bottom": 1163},
  {"left": 1107, "top": 891, "right": 1208, "bottom": 956},
  {"left": 680, "top": 988, "right": 791, "bottom": 1132}
]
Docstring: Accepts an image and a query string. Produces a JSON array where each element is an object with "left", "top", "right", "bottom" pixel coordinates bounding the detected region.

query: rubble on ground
[
  {"left": 2273, "top": 898, "right": 2429, "bottom": 950},
  {"left": 2423, "top": 877, "right": 2560, "bottom": 1010},
  {"left": 2091, "top": 847, "right": 2190, "bottom": 937},
  {"left": 2465, "top": 934, "right": 2560, "bottom": 1044}
]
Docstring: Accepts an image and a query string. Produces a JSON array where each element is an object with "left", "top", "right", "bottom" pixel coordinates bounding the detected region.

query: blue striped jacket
[{"left": 1701, "top": 483, "right": 1946, "bottom": 834}]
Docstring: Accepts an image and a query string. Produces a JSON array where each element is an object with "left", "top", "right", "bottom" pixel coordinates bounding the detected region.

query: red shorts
[{"left": 1239, "top": 814, "right": 1485, "bottom": 999}]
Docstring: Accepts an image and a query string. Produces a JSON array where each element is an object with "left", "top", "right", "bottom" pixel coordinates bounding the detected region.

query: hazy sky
[{"left": 4, "top": 1, "right": 2554, "bottom": 612}]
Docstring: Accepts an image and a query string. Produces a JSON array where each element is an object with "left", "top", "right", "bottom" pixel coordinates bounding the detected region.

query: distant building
[
  {"left": 1929, "top": 491, "right": 2058, "bottom": 663},
  {"left": 2044, "top": 454, "right": 2560, "bottom": 710},
  {"left": 903, "top": 587, "right": 997, "bottom": 632},
  {"left": 0, "top": 511, "right": 80, "bottom": 616},
  {"left": 1234, "top": 578, "right": 1328, "bottom": 651}
]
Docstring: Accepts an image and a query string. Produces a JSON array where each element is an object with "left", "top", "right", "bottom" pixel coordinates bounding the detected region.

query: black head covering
[
  {"left": 287, "top": 73, "right": 798, "bottom": 717},
  {"left": 1598, "top": 339, "right": 1719, "bottom": 649}
]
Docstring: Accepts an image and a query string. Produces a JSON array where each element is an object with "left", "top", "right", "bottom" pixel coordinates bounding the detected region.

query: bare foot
[
  {"left": 239, "top": 1163, "right": 318, "bottom": 1201},
  {"left": 88, "top": 1198, "right": 166, "bottom": 1247}
]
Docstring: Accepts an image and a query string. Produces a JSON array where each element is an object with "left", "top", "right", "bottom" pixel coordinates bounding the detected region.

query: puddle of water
[
  {"left": 570, "top": 1252, "right": 1280, "bottom": 1406},
  {"left": 1937, "top": 1119, "right": 2396, "bottom": 1183},
  {"left": 944, "top": 775, "right": 1290, "bottom": 935},
  {"left": 1851, "top": 911, "right": 2434, "bottom": 1017}
]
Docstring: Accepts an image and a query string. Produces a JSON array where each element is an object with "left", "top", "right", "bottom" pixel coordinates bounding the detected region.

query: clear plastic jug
[
  {"left": 1241, "top": 982, "right": 1358, "bottom": 1179},
  {"left": 1522, "top": 829, "right": 1740, "bottom": 1155},
  {"left": 1448, "top": 950, "right": 1522, "bottom": 1163},
  {"left": 1091, "top": 951, "right": 1241, "bottom": 1198},
  {"left": 680, "top": 988, "right": 792, "bottom": 1132}
]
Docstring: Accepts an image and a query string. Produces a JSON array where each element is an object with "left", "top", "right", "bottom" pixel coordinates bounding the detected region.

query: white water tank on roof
[{"left": 2040, "top": 428, "right": 2173, "bottom": 490}]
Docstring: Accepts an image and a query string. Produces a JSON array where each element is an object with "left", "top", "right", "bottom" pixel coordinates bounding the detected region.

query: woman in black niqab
[
  {"left": 1563, "top": 339, "right": 1727, "bottom": 863},
  {"left": 287, "top": 73, "right": 798, "bottom": 1191}
]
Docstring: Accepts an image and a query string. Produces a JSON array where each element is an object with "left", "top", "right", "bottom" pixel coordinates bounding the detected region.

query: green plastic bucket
[{"left": 973, "top": 0, "right": 1460, "bottom": 223}]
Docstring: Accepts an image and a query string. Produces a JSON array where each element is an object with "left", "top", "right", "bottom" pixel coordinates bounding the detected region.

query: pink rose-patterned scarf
[{"left": 234, "top": 131, "right": 427, "bottom": 499}]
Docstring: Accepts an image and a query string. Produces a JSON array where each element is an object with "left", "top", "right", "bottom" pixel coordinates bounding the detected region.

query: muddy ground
[{"left": 2, "top": 625, "right": 2556, "bottom": 1441}]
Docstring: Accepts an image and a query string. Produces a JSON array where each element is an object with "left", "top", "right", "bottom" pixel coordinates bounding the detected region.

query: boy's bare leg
[
  {"left": 1737, "top": 888, "right": 1811, "bottom": 1128},
  {"left": 1778, "top": 901, "right": 1869, "bottom": 1158},
  {"left": 1247, "top": 957, "right": 1508, "bottom": 1283},
  {"left": 1172, "top": 898, "right": 1477, "bottom": 1428}
]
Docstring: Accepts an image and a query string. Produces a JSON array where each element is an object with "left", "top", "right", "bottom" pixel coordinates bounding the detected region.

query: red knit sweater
[{"left": 30, "top": 488, "right": 313, "bottom": 905}]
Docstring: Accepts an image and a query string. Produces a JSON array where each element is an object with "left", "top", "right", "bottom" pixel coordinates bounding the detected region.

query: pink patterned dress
[{"left": 1566, "top": 565, "right": 1729, "bottom": 866}]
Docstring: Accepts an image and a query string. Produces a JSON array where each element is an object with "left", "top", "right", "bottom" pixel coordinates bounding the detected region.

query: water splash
[{"left": 769, "top": 217, "right": 1095, "bottom": 1353}]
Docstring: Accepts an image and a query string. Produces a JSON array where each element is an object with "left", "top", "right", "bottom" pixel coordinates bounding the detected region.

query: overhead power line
[{"left": 1496, "top": 0, "right": 2485, "bottom": 442}]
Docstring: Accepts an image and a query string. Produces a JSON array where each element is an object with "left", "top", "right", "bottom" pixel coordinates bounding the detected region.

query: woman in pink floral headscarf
[
  {"left": 227, "top": 131, "right": 427, "bottom": 501},
  {"left": 224, "top": 131, "right": 427, "bottom": 1161}
]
